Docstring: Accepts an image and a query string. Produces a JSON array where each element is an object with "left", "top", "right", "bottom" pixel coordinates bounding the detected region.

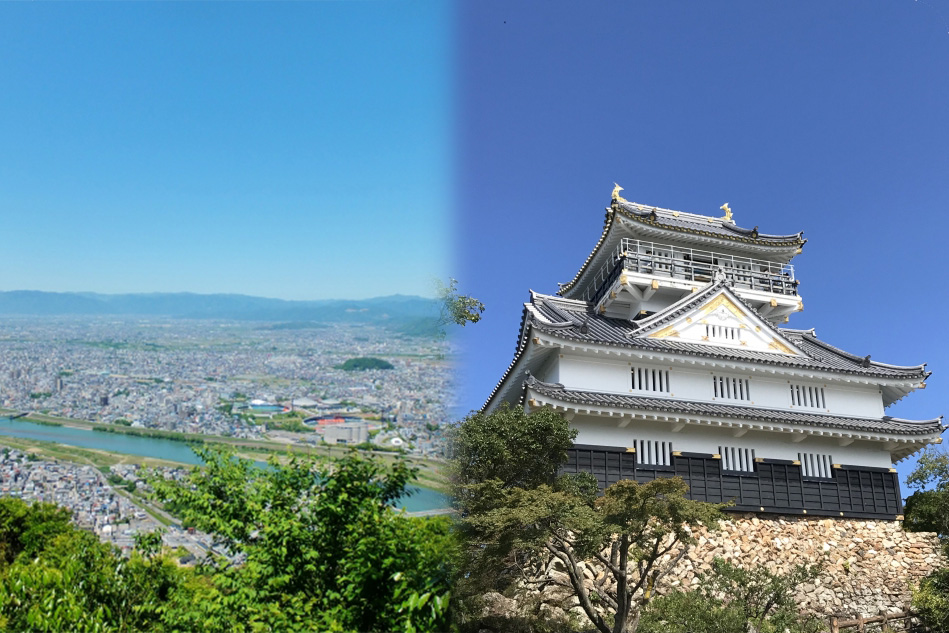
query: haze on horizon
[{"left": 0, "top": 2, "right": 451, "bottom": 302}]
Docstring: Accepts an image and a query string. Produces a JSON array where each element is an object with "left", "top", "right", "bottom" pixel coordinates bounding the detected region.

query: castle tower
[{"left": 484, "top": 191, "right": 944, "bottom": 520}]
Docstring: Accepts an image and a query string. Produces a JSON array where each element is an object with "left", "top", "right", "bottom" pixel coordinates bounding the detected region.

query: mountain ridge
[{"left": 0, "top": 290, "right": 440, "bottom": 324}]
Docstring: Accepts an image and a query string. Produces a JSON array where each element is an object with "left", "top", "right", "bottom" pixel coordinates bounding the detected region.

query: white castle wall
[
  {"left": 571, "top": 414, "right": 894, "bottom": 468},
  {"left": 557, "top": 353, "right": 886, "bottom": 418}
]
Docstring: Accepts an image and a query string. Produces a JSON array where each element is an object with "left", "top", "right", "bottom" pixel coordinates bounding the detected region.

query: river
[{"left": 0, "top": 416, "right": 450, "bottom": 513}]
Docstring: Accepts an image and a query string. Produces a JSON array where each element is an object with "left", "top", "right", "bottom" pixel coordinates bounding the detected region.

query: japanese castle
[{"left": 484, "top": 188, "right": 944, "bottom": 520}]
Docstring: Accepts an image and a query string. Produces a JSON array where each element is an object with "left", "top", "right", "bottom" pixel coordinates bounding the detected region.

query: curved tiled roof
[
  {"left": 526, "top": 290, "right": 928, "bottom": 380},
  {"left": 614, "top": 201, "right": 805, "bottom": 244},
  {"left": 558, "top": 200, "right": 806, "bottom": 298},
  {"left": 524, "top": 376, "right": 945, "bottom": 438}
]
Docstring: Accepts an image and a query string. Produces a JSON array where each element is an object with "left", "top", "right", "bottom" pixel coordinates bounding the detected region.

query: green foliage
[
  {"left": 640, "top": 558, "right": 823, "bottom": 633},
  {"left": 150, "top": 446, "right": 454, "bottom": 632},
  {"left": 0, "top": 498, "right": 188, "bottom": 632},
  {"left": 905, "top": 447, "right": 949, "bottom": 547},
  {"left": 0, "top": 498, "right": 73, "bottom": 567},
  {"left": 913, "top": 566, "right": 949, "bottom": 631},
  {"left": 437, "top": 278, "right": 484, "bottom": 327},
  {"left": 335, "top": 357, "right": 395, "bottom": 371},
  {"left": 452, "top": 405, "right": 726, "bottom": 633},
  {"left": 906, "top": 449, "right": 949, "bottom": 632},
  {"left": 114, "top": 418, "right": 133, "bottom": 426},
  {"left": 29, "top": 392, "right": 52, "bottom": 400},
  {"left": 450, "top": 403, "right": 578, "bottom": 512}
]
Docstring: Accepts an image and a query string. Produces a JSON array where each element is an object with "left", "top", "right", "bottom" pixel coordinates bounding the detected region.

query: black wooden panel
[{"left": 562, "top": 445, "right": 903, "bottom": 519}]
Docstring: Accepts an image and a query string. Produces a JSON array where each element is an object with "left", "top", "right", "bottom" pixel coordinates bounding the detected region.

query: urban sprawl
[{"left": 0, "top": 317, "right": 453, "bottom": 552}]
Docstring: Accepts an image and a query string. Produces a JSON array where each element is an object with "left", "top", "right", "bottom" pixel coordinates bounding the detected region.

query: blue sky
[
  {"left": 0, "top": 2, "right": 451, "bottom": 300},
  {"left": 2, "top": 2, "right": 946, "bottom": 483},
  {"left": 455, "top": 1, "right": 949, "bottom": 483}
]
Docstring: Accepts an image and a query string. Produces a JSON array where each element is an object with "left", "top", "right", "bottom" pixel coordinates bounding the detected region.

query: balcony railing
[{"left": 583, "top": 238, "right": 797, "bottom": 303}]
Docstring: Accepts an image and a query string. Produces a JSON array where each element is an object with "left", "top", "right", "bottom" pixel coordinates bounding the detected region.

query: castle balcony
[{"left": 585, "top": 239, "right": 801, "bottom": 321}]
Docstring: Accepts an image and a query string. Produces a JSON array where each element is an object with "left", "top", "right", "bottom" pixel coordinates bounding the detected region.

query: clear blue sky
[
  {"left": 2, "top": 2, "right": 947, "bottom": 483},
  {"left": 454, "top": 1, "right": 949, "bottom": 484},
  {"left": 0, "top": 2, "right": 451, "bottom": 300}
]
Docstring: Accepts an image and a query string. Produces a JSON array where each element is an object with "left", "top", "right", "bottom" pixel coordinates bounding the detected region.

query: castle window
[
  {"left": 789, "top": 383, "right": 826, "bottom": 409},
  {"left": 719, "top": 445, "right": 756, "bottom": 472},
  {"left": 799, "top": 452, "right": 834, "bottom": 479},
  {"left": 712, "top": 375, "right": 751, "bottom": 401},
  {"left": 636, "top": 439, "right": 672, "bottom": 466},
  {"left": 631, "top": 367, "right": 670, "bottom": 393},
  {"left": 705, "top": 324, "right": 739, "bottom": 341}
]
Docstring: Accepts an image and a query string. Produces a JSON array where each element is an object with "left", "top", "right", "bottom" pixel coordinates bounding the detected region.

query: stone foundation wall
[
  {"left": 518, "top": 514, "right": 945, "bottom": 624},
  {"left": 666, "top": 514, "right": 945, "bottom": 617}
]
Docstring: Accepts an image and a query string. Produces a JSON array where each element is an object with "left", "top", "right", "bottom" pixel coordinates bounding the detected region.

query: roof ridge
[{"left": 799, "top": 332, "right": 927, "bottom": 372}]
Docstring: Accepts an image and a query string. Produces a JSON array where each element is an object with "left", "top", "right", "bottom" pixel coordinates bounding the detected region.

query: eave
[
  {"left": 523, "top": 380, "right": 945, "bottom": 463},
  {"left": 528, "top": 328, "right": 929, "bottom": 394}
]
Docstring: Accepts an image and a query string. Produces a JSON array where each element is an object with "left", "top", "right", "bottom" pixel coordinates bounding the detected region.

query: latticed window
[
  {"left": 799, "top": 452, "right": 834, "bottom": 479},
  {"left": 790, "top": 383, "right": 826, "bottom": 409},
  {"left": 712, "top": 375, "right": 750, "bottom": 401},
  {"left": 631, "top": 367, "right": 670, "bottom": 393},
  {"left": 719, "top": 445, "right": 756, "bottom": 472},
  {"left": 635, "top": 439, "right": 672, "bottom": 466}
]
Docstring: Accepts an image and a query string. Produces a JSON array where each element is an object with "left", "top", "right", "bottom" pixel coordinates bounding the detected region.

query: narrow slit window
[
  {"left": 636, "top": 439, "right": 672, "bottom": 466},
  {"left": 631, "top": 367, "right": 671, "bottom": 394},
  {"left": 789, "top": 383, "right": 826, "bottom": 409},
  {"left": 719, "top": 445, "right": 756, "bottom": 472},
  {"left": 798, "top": 452, "right": 834, "bottom": 479},
  {"left": 712, "top": 375, "right": 751, "bottom": 401}
]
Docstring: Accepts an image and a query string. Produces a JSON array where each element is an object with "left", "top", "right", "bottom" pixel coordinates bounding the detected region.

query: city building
[
  {"left": 324, "top": 422, "right": 369, "bottom": 445},
  {"left": 485, "top": 191, "right": 944, "bottom": 519}
]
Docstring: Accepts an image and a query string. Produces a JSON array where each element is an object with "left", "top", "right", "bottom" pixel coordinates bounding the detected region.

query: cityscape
[
  {"left": 0, "top": 313, "right": 454, "bottom": 554},
  {"left": 0, "top": 316, "right": 452, "bottom": 455}
]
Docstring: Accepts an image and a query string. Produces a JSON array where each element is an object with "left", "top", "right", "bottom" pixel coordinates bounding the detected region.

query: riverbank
[
  {"left": 0, "top": 435, "right": 192, "bottom": 470},
  {"left": 0, "top": 412, "right": 449, "bottom": 494}
]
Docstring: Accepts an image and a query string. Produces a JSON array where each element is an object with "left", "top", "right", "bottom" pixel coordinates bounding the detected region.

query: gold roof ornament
[
  {"left": 612, "top": 183, "right": 629, "bottom": 204},
  {"left": 720, "top": 202, "right": 734, "bottom": 223}
]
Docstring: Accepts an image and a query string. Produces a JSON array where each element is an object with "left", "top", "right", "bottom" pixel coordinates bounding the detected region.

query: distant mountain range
[{"left": 0, "top": 291, "right": 441, "bottom": 325}]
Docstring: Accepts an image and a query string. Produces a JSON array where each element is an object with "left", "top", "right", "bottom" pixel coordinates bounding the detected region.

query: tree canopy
[
  {"left": 451, "top": 404, "right": 727, "bottom": 633},
  {"left": 335, "top": 356, "right": 394, "bottom": 371},
  {"left": 0, "top": 449, "right": 455, "bottom": 632},
  {"left": 437, "top": 278, "right": 485, "bottom": 328},
  {"left": 150, "top": 446, "right": 453, "bottom": 632},
  {"left": 905, "top": 447, "right": 949, "bottom": 631}
]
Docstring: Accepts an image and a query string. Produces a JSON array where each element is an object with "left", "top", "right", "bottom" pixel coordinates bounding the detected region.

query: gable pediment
[{"left": 643, "top": 288, "right": 802, "bottom": 356}]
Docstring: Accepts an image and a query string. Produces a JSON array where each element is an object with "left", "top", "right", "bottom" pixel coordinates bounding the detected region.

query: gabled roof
[
  {"left": 620, "top": 279, "right": 802, "bottom": 354},
  {"left": 559, "top": 200, "right": 806, "bottom": 299},
  {"left": 528, "top": 289, "right": 927, "bottom": 380},
  {"left": 524, "top": 375, "right": 945, "bottom": 438},
  {"left": 483, "top": 286, "right": 929, "bottom": 412}
]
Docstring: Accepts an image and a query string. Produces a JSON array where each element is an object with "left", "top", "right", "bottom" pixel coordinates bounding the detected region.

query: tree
[
  {"left": 905, "top": 447, "right": 949, "bottom": 631},
  {"left": 452, "top": 405, "right": 726, "bottom": 633},
  {"left": 0, "top": 498, "right": 188, "bottom": 633},
  {"left": 437, "top": 278, "right": 485, "bottom": 327},
  {"left": 639, "top": 558, "right": 823, "bottom": 633},
  {"left": 451, "top": 403, "right": 578, "bottom": 506},
  {"left": 904, "top": 447, "right": 949, "bottom": 546},
  {"left": 913, "top": 567, "right": 949, "bottom": 632},
  {"left": 150, "top": 446, "right": 454, "bottom": 632}
]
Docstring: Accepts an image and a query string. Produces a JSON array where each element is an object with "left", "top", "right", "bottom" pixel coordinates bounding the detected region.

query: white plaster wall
[
  {"left": 571, "top": 414, "right": 894, "bottom": 468},
  {"left": 535, "top": 355, "right": 559, "bottom": 385},
  {"left": 556, "top": 353, "right": 886, "bottom": 417}
]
